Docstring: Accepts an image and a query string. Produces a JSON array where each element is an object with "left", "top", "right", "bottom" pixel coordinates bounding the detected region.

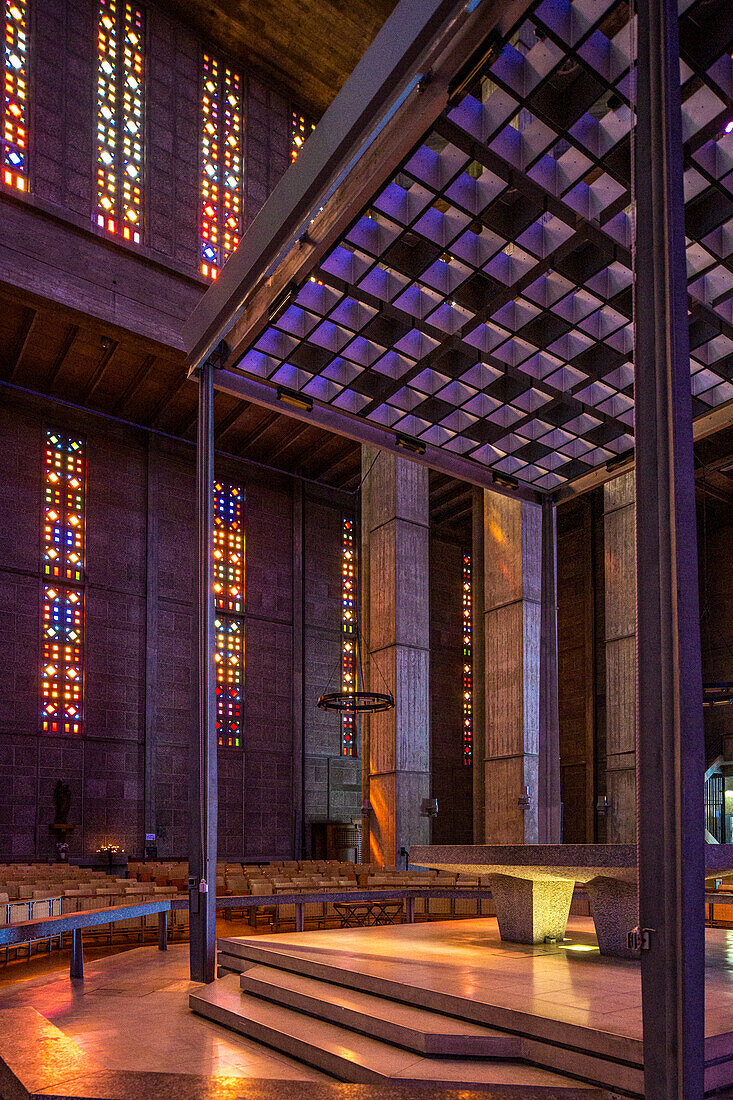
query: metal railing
[
  {"left": 0, "top": 884, "right": 728, "bottom": 985},
  {"left": 0, "top": 887, "right": 494, "bottom": 980}
]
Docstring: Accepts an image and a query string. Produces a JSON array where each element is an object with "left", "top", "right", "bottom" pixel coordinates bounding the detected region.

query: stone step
[
  {"left": 215, "top": 937, "right": 645, "bottom": 1095},
  {"left": 190, "top": 975, "right": 604, "bottom": 1093},
  {"left": 238, "top": 963, "right": 520, "bottom": 1057}
]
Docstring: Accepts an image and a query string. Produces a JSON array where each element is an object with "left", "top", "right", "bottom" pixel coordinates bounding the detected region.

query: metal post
[
  {"left": 158, "top": 909, "right": 168, "bottom": 952},
  {"left": 189, "top": 357, "right": 218, "bottom": 983},
  {"left": 295, "top": 903, "right": 304, "bottom": 933},
  {"left": 360, "top": 447, "right": 373, "bottom": 865},
  {"left": 406, "top": 895, "right": 415, "bottom": 924},
  {"left": 634, "top": 0, "right": 705, "bottom": 1095},
  {"left": 70, "top": 928, "right": 83, "bottom": 980},
  {"left": 539, "top": 498, "right": 561, "bottom": 843}
]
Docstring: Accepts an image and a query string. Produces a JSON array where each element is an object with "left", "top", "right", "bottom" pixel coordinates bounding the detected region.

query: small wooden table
[{"left": 333, "top": 900, "right": 404, "bottom": 928}]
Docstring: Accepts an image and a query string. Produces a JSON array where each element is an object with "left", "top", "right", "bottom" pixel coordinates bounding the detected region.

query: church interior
[{"left": 1, "top": 0, "right": 733, "bottom": 1095}]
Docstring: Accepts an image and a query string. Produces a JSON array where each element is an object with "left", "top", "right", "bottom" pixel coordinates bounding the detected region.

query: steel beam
[
  {"left": 212, "top": 368, "right": 541, "bottom": 504},
  {"left": 189, "top": 358, "right": 218, "bottom": 983},
  {"left": 634, "top": 0, "right": 705, "bottom": 1095}
]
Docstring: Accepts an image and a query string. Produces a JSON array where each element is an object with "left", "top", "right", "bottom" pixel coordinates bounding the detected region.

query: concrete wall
[
  {"left": 0, "top": 392, "right": 352, "bottom": 861},
  {"left": 429, "top": 535, "right": 473, "bottom": 844},
  {"left": 13, "top": 0, "right": 293, "bottom": 279}
]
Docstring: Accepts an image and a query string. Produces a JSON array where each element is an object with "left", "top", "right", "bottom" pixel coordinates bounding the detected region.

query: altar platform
[{"left": 194, "top": 917, "right": 733, "bottom": 1096}]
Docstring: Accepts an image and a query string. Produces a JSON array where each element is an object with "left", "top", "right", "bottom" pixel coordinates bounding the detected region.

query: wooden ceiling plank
[
  {"left": 84, "top": 338, "right": 120, "bottom": 404},
  {"left": 111, "top": 353, "right": 157, "bottom": 416},
  {"left": 45, "top": 323, "right": 79, "bottom": 389},
  {"left": 236, "top": 409, "right": 281, "bottom": 451},
  {"left": 5, "top": 307, "right": 38, "bottom": 384},
  {"left": 266, "top": 421, "right": 317, "bottom": 462},
  {"left": 214, "top": 400, "right": 249, "bottom": 443}
]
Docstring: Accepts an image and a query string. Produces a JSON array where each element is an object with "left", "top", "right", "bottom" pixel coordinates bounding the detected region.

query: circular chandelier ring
[{"left": 317, "top": 691, "right": 395, "bottom": 713}]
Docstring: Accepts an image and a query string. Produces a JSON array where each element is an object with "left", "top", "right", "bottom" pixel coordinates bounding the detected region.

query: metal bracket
[
  {"left": 627, "top": 926, "right": 654, "bottom": 952},
  {"left": 187, "top": 340, "right": 229, "bottom": 380}
]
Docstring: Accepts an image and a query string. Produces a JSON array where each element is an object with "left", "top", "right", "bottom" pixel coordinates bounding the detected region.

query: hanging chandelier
[{"left": 317, "top": 690, "right": 394, "bottom": 713}]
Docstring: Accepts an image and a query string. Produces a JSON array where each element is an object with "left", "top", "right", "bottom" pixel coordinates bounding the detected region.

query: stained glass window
[
  {"left": 95, "top": 0, "right": 145, "bottom": 243},
  {"left": 291, "top": 110, "right": 314, "bottom": 163},
  {"left": 215, "top": 615, "right": 243, "bottom": 749},
  {"left": 462, "top": 553, "right": 472, "bottom": 766},
  {"left": 214, "top": 481, "right": 245, "bottom": 746},
  {"left": 2, "top": 0, "right": 29, "bottom": 191},
  {"left": 43, "top": 431, "right": 85, "bottom": 582},
  {"left": 200, "top": 54, "right": 242, "bottom": 280},
  {"left": 41, "top": 431, "right": 86, "bottom": 736},
  {"left": 341, "top": 517, "right": 355, "bottom": 757},
  {"left": 42, "top": 586, "right": 83, "bottom": 735}
]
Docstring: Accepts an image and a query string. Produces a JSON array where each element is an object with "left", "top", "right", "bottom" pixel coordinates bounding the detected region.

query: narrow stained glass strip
[
  {"left": 42, "top": 585, "right": 83, "bottom": 735},
  {"left": 213, "top": 481, "right": 244, "bottom": 613},
  {"left": 219, "top": 63, "right": 242, "bottom": 265},
  {"left": 213, "top": 481, "right": 244, "bottom": 748},
  {"left": 120, "top": 1, "right": 144, "bottom": 242},
  {"left": 291, "top": 110, "right": 314, "bottom": 163},
  {"left": 43, "top": 431, "right": 85, "bottom": 583},
  {"left": 341, "top": 516, "right": 355, "bottom": 757},
  {"left": 200, "top": 53, "right": 220, "bottom": 278},
  {"left": 200, "top": 55, "right": 242, "bottom": 279},
  {"left": 96, "top": 0, "right": 119, "bottom": 233},
  {"left": 215, "top": 615, "right": 243, "bottom": 748},
  {"left": 95, "top": 0, "right": 144, "bottom": 242},
  {"left": 2, "top": 0, "right": 29, "bottom": 191},
  {"left": 462, "top": 552, "right": 473, "bottom": 766}
]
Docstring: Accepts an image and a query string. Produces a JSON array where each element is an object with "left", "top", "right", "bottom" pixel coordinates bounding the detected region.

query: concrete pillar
[
  {"left": 481, "top": 490, "right": 542, "bottom": 843},
  {"left": 603, "top": 472, "right": 636, "bottom": 842},
  {"left": 362, "top": 446, "right": 430, "bottom": 867}
]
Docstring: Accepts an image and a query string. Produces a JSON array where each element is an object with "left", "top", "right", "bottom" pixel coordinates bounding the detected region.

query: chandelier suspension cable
[{"left": 317, "top": 450, "right": 395, "bottom": 714}]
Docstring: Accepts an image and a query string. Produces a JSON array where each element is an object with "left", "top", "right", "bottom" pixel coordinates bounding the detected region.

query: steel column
[
  {"left": 189, "top": 358, "right": 218, "bottom": 983},
  {"left": 634, "top": 0, "right": 705, "bottom": 1095},
  {"left": 158, "top": 910, "right": 168, "bottom": 952},
  {"left": 539, "top": 498, "right": 561, "bottom": 843},
  {"left": 70, "top": 928, "right": 83, "bottom": 980}
]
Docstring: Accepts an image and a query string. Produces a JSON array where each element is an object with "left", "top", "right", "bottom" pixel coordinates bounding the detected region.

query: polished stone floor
[
  {"left": 0, "top": 942, "right": 329, "bottom": 1080},
  {"left": 223, "top": 915, "right": 733, "bottom": 1042}
]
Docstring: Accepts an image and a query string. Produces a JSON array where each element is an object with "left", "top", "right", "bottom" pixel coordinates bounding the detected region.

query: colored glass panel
[
  {"left": 462, "top": 552, "right": 472, "bottom": 766},
  {"left": 200, "top": 54, "right": 242, "bottom": 279},
  {"left": 96, "top": 0, "right": 145, "bottom": 243},
  {"left": 43, "top": 431, "right": 85, "bottom": 583},
  {"left": 215, "top": 615, "right": 243, "bottom": 748},
  {"left": 291, "top": 110, "right": 314, "bottom": 162},
  {"left": 41, "top": 585, "right": 83, "bottom": 735},
  {"left": 213, "top": 481, "right": 244, "bottom": 613},
  {"left": 2, "top": 0, "right": 29, "bottom": 190},
  {"left": 341, "top": 517, "right": 355, "bottom": 757},
  {"left": 213, "top": 481, "right": 244, "bottom": 746}
]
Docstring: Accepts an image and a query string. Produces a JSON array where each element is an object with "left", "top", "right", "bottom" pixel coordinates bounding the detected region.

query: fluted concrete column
[
  {"left": 481, "top": 490, "right": 542, "bottom": 843},
  {"left": 603, "top": 471, "right": 636, "bottom": 842},
  {"left": 362, "top": 446, "right": 430, "bottom": 867}
]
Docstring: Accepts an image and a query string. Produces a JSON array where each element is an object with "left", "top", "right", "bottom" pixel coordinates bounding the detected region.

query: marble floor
[
  {"left": 0, "top": 942, "right": 330, "bottom": 1081},
  {"left": 222, "top": 916, "right": 733, "bottom": 1043}
]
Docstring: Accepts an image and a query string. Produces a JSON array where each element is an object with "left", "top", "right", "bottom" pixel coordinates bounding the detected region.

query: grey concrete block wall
[{"left": 0, "top": 392, "right": 349, "bottom": 861}]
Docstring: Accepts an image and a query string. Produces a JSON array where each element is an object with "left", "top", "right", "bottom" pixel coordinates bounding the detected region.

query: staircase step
[
  {"left": 190, "top": 975, "right": 603, "bottom": 1093},
  {"left": 238, "top": 964, "right": 519, "bottom": 1057}
]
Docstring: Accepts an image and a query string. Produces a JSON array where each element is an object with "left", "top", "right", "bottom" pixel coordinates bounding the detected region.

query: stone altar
[{"left": 411, "top": 844, "right": 733, "bottom": 957}]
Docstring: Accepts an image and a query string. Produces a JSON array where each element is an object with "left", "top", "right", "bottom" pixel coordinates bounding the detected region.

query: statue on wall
[{"left": 53, "top": 780, "right": 71, "bottom": 825}]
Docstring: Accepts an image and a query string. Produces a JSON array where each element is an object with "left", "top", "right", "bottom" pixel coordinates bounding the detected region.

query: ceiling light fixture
[
  {"left": 276, "top": 385, "right": 313, "bottom": 412},
  {"left": 395, "top": 433, "right": 426, "bottom": 455},
  {"left": 492, "top": 471, "right": 518, "bottom": 490}
]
